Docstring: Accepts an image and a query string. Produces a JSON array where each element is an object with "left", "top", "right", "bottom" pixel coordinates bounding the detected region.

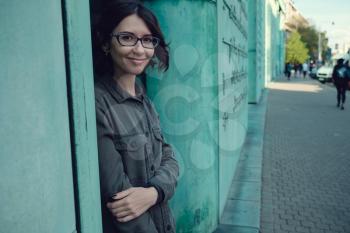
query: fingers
[
  {"left": 115, "top": 188, "right": 134, "bottom": 200},
  {"left": 106, "top": 187, "right": 152, "bottom": 222},
  {"left": 108, "top": 204, "right": 128, "bottom": 216},
  {"left": 116, "top": 207, "right": 145, "bottom": 222},
  {"left": 107, "top": 188, "right": 134, "bottom": 209},
  {"left": 117, "top": 214, "right": 137, "bottom": 223}
]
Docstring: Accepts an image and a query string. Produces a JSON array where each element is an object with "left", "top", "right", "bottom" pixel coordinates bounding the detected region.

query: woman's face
[{"left": 109, "top": 14, "right": 155, "bottom": 77}]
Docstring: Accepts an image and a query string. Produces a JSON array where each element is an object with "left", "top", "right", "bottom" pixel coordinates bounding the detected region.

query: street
[{"left": 260, "top": 77, "right": 350, "bottom": 233}]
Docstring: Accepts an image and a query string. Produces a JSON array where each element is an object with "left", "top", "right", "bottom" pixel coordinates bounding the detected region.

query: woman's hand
[{"left": 107, "top": 187, "right": 158, "bottom": 222}]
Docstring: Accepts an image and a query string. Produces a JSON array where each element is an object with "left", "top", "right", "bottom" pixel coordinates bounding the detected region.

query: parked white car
[{"left": 317, "top": 65, "right": 333, "bottom": 83}]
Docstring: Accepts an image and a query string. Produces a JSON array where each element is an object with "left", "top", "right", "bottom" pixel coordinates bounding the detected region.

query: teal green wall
[
  {"left": 248, "top": 0, "right": 265, "bottom": 103},
  {"left": 265, "top": 2, "right": 272, "bottom": 84},
  {"left": 0, "top": 1, "right": 76, "bottom": 233},
  {"left": 248, "top": 0, "right": 258, "bottom": 103},
  {"left": 62, "top": 0, "right": 103, "bottom": 232},
  {"left": 144, "top": 0, "right": 249, "bottom": 231},
  {"left": 144, "top": 1, "right": 219, "bottom": 232},
  {"left": 1, "top": 1, "right": 103, "bottom": 233},
  {"left": 265, "top": 0, "right": 285, "bottom": 82},
  {"left": 217, "top": 0, "right": 248, "bottom": 215}
]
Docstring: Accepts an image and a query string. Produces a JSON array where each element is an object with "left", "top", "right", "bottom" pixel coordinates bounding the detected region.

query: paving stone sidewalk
[{"left": 260, "top": 78, "right": 350, "bottom": 233}]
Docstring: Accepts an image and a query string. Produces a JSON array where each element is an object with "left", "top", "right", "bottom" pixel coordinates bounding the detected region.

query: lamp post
[{"left": 318, "top": 31, "right": 322, "bottom": 63}]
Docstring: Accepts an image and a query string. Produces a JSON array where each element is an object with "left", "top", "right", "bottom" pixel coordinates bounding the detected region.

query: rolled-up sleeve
[{"left": 148, "top": 131, "right": 179, "bottom": 203}]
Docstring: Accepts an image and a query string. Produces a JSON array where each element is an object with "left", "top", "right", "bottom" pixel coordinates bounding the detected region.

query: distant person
[
  {"left": 345, "top": 60, "right": 350, "bottom": 90},
  {"left": 298, "top": 63, "right": 303, "bottom": 78},
  {"left": 293, "top": 63, "right": 298, "bottom": 78},
  {"left": 302, "top": 62, "right": 308, "bottom": 79},
  {"left": 332, "top": 59, "right": 348, "bottom": 110},
  {"left": 285, "top": 63, "right": 292, "bottom": 80}
]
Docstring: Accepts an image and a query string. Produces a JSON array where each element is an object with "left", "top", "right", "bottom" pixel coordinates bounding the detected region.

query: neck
[{"left": 113, "top": 72, "right": 137, "bottom": 96}]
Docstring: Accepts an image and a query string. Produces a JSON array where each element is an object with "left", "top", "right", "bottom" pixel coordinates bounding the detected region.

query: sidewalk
[{"left": 260, "top": 78, "right": 350, "bottom": 233}]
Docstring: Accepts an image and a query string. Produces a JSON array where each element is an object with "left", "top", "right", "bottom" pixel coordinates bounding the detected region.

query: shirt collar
[{"left": 101, "top": 76, "right": 145, "bottom": 103}]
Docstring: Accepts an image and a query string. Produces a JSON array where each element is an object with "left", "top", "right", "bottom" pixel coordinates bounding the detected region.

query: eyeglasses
[{"left": 111, "top": 32, "right": 160, "bottom": 49}]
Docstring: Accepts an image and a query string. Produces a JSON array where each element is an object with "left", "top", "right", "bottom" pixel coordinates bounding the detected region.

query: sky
[{"left": 293, "top": 0, "right": 350, "bottom": 52}]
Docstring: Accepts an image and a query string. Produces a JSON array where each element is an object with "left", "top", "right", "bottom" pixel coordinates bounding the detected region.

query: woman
[
  {"left": 92, "top": 2, "right": 179, "bottom": 233},
  {"left": 332, "top": 59, "right": 348, "bottom": 110}
]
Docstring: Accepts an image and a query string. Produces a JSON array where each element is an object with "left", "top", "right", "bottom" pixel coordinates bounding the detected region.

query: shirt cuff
[{"left": 145, "top": 182, "right": 164, "bottom": 204}]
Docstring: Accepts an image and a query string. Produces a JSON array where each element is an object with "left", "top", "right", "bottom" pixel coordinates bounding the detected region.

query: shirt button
[{"left": 166, "top": 224, "right": 171, "bottom": 231}]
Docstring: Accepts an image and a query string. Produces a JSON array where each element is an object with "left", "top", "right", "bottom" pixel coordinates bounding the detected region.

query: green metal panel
[
  {"left": 264, "top": 1, "right": 272, "bottom": 84},
  {"left": 248, "top": 0, "right": 258, "bottom": 103},
  {"left": 217, "top": 0, "right": 248, "bottom": 215},
  {"left": 144, "top": 1, "right": 219, "bottom": 232},
  {"left": 0, "top": 1, "right": 76, "bottom": 233},
  {"left": 257, "top": 0, "right": 266, "bottom": 95},
  {"left": 265, "top": 0, "right": 285, "bottom": 81},
  {"left": 62, "top": 1, "right": 103, "bottom": 233},
  {"left": 248, "top": 0, "right": 265, "bottom": 103},
  {"left": 261, "top": 0, "right": 266, "bottom": 88}
]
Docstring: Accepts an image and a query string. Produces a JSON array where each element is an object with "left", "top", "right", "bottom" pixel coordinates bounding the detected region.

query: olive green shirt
[{"left": 95, "top": 77, "right": 179, "bottom": 233}]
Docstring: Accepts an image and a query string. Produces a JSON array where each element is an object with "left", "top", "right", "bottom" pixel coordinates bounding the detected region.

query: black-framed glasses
[{"left": 111, "top": 32, "right": 160, "bottom": 49}]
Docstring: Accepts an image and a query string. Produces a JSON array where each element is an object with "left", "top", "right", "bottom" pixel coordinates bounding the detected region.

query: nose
[{"left": 133, "top": 40, "right": 145, "bottom": 54}]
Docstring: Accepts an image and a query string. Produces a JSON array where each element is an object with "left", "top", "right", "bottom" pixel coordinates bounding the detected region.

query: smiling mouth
[
  {"left": 128, "top": 58, "right": 147, "bottom": 61},
  {"left": 128, "top": 58, "right": 148, "bottom": 65}
]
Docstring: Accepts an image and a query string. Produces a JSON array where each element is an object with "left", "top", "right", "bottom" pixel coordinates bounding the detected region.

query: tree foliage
[
  {"left": 298, "top": 26, "right": 329, "bottom": 62},
  {"left": 285, "top": 32, "right": 309, "bottom": 64}
]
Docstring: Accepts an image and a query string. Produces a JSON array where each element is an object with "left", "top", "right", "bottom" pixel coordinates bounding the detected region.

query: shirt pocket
[{"left": 114, "top": 134, "right": 148, "bottom": 181}]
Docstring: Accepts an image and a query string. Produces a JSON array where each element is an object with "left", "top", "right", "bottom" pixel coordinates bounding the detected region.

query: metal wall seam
[{"left": 61, "top": 0, "right": 103, "bottom": 232}]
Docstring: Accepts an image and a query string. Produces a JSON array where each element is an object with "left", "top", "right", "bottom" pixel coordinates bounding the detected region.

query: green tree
[
  {"left": 285, "top": 32, "right": 309, "bottom": 64},
  {"left": 298, "top": 26, "right": 329, "bottom": 62}
]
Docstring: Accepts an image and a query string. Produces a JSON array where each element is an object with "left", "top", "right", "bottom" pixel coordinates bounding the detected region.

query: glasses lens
[
  {"left": 117, "top": 33, "right": 137, "bottom": 46},
  {"left": 114, "top": 33, "right": 160, "bottom": 48},
  {"left": 142, "top": 36, "right": 160, "bottom": 49}
]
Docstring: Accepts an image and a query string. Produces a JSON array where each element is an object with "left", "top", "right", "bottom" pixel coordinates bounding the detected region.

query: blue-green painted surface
[
  {"left": 144, "top": 0, "right": 250, "bottom": 231},
  {"left": 144, "top": 1, "right": 219, "bottom": 232},
  {"left": 62, "top": 0, "right": 103, "bottom": 232},
  {"left": 248, "top": 0, "right": 265, "bottom": 103},
  {"left": 265, "top": 0, "right": 285, "bottom": 82},
  {"left": 0, "top": 1, "right": 76, "bottom": 233},
  {"left": 217, "top": 0, "right": 248, "bottom": 216}
]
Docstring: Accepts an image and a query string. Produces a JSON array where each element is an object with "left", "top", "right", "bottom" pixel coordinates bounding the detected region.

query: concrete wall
[
  {"left": 0, "top": 1, "right": 77, "bottom": 233},
  {"left": 144, "top": 1, "right": 219, "bottom": 232},
  {"left": 265, "top": 0, "right": 285, "bottom": 82},
  {"left": 217, "top": 0, "right": 248, "bottom": 216},
  {"left": 248, "top": 0, "right": 266, "bottom": 103},
  {"left": 144, "top": 0, "right": 248, "bottom": 232},
  {"left": 0, "top": 1, "right": 102, "bottom": 233}
]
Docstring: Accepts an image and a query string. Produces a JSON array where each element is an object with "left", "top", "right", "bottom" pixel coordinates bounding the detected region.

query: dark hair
[
  {"left": 91, "top": 1, "right": 169, "bottom": 77},
  {"left": 337, "top": 58, "right": 344, "bottom": 65}
]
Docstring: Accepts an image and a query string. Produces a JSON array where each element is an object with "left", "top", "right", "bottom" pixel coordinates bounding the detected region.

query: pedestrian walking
[
  {"left": 92, "top": 2, "right": 179, "bottom": 233},
  {"left": 285, "top": 63, "right": 292, "bottom": 80},
  {"left": 302, "top": 62, "right": 308, "bottom": 78},
  {"left": 332, "top": 58, "right": 349, "bottom": 110},
  {"left": 293, "top": 63, "right": 298, "bottom": 78}
]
